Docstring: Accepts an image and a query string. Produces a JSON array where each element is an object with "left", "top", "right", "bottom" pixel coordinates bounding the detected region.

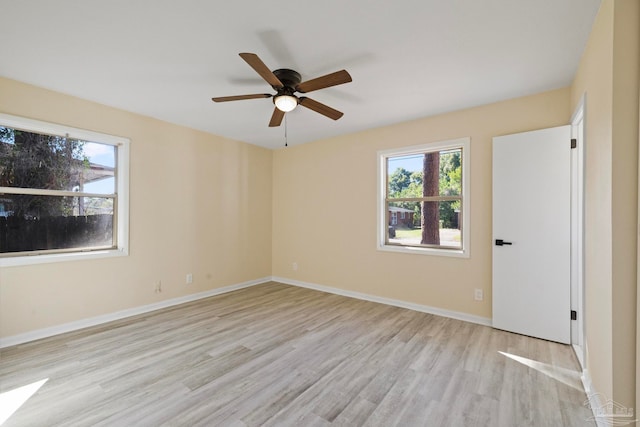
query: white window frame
[
  {"left": 0, "top": 113, "right": 129, "bottom": 267},
  {"left": 377, "top": 137, "right": 470, "bottom": 258}
]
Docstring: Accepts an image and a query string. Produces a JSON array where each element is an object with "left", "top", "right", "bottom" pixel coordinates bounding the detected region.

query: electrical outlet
[
  {"left": 292, "top": 262, "right": 298, "bottom": 271},
  {"left": 155, "top": 280, "right": 162, "bottom": 293},
  {"left": 474, "top": 289, "right": 483, "bottom": 301},
  {"left": 186, "top": 273, "right": 193, "bottom": 284}
]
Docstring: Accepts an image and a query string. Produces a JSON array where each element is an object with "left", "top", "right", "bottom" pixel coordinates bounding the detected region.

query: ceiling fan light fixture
[{"left": 274, "top": 95, "right": 298, "bottom": 112}]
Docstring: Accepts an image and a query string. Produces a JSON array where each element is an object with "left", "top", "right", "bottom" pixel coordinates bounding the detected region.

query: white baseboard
[
  {"left": 581, "top": 369, "right": 610, "bottom": 427},
  {"left": 2, "top": 276, "right": 492, "bottom": 348},
  {"left": 0, "top": 277, "right": 271, "bottom": 349},
  {"left": 572, "top": 344, "right": 585, "bottom": 370},
  {"left": 272, "top": 276, "right": 492, "bottom": 327}
]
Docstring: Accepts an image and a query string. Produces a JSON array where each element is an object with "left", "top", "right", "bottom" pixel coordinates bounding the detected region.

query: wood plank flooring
[{"left": 0, "top": 282, "right": 594, "bottom": 426}]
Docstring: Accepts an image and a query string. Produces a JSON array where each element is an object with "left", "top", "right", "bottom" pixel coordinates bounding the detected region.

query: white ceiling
[{"left": 0, "top": 0, "right": 600, "bottom": 149}]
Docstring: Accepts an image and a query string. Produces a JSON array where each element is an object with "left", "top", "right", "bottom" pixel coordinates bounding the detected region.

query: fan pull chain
[{"left": 284, "top": 114, "right": 288, "bottom": 147}]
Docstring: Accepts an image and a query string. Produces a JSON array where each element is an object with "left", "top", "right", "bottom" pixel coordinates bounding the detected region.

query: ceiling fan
[{"left": 212, "top": 53, "right": 352, "bottom": 127}]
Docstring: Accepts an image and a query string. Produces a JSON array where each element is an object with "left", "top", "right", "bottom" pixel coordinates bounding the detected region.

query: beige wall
[
  {"left": 272, "top": 88, "right": 570, "bottom": 319},
  {"left": 571, "top": 0, "right": 615, "bottom": 401},
  {"left": 611, "top": 0, "right": 639, "bottom": 414},
  {"left": 0, "top": 77, "right": 273, "bottom": 338},
  {"left": 638, "top": 57, "right": 640, "bottom": 427},
  {"left": 637, "top": 61, "right": 640, "bottom": 427},
  {"left": 571, "top": 0, "right": 639, "bottom": 414}
]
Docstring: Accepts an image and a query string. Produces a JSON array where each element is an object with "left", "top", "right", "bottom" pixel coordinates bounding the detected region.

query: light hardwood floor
[{"left": 0, "top": 282, "right": 594, "bottom": 426}]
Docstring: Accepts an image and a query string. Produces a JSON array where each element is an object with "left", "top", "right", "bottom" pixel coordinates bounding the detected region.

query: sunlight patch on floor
[
  {"left": 498, "top": 351, "right": 583, "bottom": 391},
  {"left": 0, "top": 378, "right": 48, "bottom": 426}
]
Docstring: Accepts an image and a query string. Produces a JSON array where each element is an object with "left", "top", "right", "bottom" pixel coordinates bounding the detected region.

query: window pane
[
  {"left": 387, "top": 201, "right": 419, "bottom": 241},
  {"left": 387, "top": 154, "right": 424, "bottom": 198},
  {"left": 0, "top": 126, "right": 115, "bottom": 193},
  {"left": 439, "top": 149, "right": 462, "bottom": 197},
  {"left": 386, "top": 148, "right": 462, "bottom": 199},
  {"left": 0, "top": 194, "right": 114, "bottom": 253},
  {"left": 387, "top": 200, "right": 461, "bottom": 248},
  {"left": 79, "top": 142, "right": 116, "bottom": 194},
  {"left": 422, "top": 200, "right": 461, "bottom": 248}
]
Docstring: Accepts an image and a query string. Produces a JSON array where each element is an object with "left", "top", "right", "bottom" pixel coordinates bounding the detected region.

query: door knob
[{"left": 495, "top": 239, "right": 513, "bottom": 246}]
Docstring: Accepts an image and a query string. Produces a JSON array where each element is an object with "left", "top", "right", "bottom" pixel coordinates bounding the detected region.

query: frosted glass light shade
[{"left": 274, "top": 95, "right": 297, "bottom": 112}]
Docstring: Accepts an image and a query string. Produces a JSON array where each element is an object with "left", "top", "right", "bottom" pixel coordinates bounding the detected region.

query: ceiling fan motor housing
[{"left": 273, "top": 69, "right": 301, "bottom": 90}]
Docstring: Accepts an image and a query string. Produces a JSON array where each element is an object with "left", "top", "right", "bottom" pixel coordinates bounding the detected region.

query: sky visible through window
[
  {"left": 388, "top": 154, "right": 423, "bottom": 174},
  {"left": 82, "top": 141, "right": 115, "bottom": 194},
  {"left": 388, "top": 149, "right": 460, "bottom": 175}
]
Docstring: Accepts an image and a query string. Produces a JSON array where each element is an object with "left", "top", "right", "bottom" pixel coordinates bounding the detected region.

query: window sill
[
  {"left": 0, "top": 248, "right": 128, "bottom": 267},
  {"left": 377, "top": 244, "right": 469, "bottom": 258}
]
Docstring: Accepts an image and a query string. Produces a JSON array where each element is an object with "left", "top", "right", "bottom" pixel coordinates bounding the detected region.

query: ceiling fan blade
[
  {"left": 212, "top": 93, "right": 272, "bottom": 102},
  {"left": 296, "top": 70, "right": 352, "bottom": 93},
  {"left": 298, "top": 97, "right": 344, "bottom": 120},
  {"left": 239, "top": 53, "right": 284, "bottom": 89},
  {"left": 269, "top": 107, "right": 285, "bottom": 127}
]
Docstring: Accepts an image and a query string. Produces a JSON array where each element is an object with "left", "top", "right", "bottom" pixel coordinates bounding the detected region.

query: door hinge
[
  {"left": 571, "top": 310, "right": 577, "bottom": 320},
  {"left": 571, "top": 138, "right": 577, "bottom": 149}
]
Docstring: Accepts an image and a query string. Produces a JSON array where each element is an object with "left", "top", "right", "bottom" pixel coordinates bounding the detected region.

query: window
[
  {"left": 0, "top": 113, "right": 129, "bottom": 266},
  {"left": 377, "top": 137, "right": 469, "bottom": 257}
]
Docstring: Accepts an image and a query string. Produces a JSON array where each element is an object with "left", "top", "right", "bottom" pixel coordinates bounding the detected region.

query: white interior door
[{"left": 492, "top": 125, "right": 571, "bottom": 344}]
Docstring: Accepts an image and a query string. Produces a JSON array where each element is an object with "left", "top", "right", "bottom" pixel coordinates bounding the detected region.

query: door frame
[{"left": 570, "top": 94, "right": 586, "bottom": 368}]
